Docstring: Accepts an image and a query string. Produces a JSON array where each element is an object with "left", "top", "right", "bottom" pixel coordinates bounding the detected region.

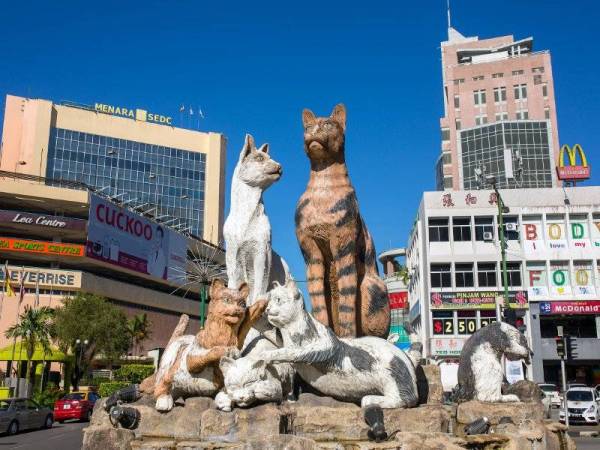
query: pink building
[{"left": 437, "top": 28, "right": 560, "bottom": 191}]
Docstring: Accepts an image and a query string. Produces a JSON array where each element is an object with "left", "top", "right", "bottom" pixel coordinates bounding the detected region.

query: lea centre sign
[
  {"left": 94, "top": 103, "right": 173, "bottom": 126},
  {"left": 557, "top": 144, "right": 591, "bottom": 181},
  {"left": 0, "top": 209, "right": 86, "bottom": 230}
]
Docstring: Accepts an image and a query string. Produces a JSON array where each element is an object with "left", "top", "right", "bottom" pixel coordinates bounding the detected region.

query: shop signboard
[
  {"left": 430, "top": 337, "right": 466, "bottom": 356},
  {"left": 86, "top": 193, "right": 187, "bottom": 284},
  {"left": 0, "top": 209, "right": 87, "bottom": 230},
  {"left": 0, "top": 265, "right": 81, "bottom": 289},
  {"left": 430, "top": 291, "right": 528, "bottom": 310},
  {"left": 0, "top": 237, "right": 84, "bottom": 256},
  {"left": 539, "top": 300, "right": 600, "bottom": 315},
  {"left": 389, "top": 291, "right": 408, "bottom": 309}
]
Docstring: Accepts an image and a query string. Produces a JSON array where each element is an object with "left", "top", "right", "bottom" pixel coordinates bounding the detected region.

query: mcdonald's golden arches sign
[{"left": 557, "top": 144, "right": 591, "bottom": 180}]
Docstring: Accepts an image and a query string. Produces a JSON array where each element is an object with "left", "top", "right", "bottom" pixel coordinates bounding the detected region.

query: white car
[
  {"left": 540, "top": 391, "right": 552, "bottom": 418},
  {"left": 559, "top": 387, "right": 600, "bottom": 425},
  {"left": 538, "top": 383, "right": 561, "bottom": 408}
]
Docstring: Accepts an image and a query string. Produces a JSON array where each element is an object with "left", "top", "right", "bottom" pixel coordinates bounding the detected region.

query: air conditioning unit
[
  {"left": 505, "top": 223, "right": 518, "bottom": 231},
  {"left": 483, "top": 231, "right": 494, "bottom": 241}
]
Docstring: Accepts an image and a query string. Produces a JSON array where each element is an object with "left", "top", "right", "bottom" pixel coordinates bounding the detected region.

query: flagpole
[{"left": 10, "top": 267, "right": 25, "bottom": 394}]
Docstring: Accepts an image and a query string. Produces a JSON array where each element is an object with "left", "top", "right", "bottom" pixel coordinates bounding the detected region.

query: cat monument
[
  {"left": 295, "top": 104, "right": 389, "bottom": 338},
  {"left": 142, "top": 279, "right": 266, "bottom": 412}
]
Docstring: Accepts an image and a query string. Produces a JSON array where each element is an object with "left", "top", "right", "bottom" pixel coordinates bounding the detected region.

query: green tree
[
  {"left": 52, "top": 293, "right": 130, "bottom": 389},
  {"left": 5, "top": 306, "right": 54, "bottom": 389},
  {"left": 395, "top": 264, "right": 410, "bottom": 285},
  {"left": 127, "top": 313, "right": 152, "bottom": 356}
]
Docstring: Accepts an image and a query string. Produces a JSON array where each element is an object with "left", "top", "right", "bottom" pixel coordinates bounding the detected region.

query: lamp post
[{"left": 73, "top": 338, "right": 89, "bottom": 391}]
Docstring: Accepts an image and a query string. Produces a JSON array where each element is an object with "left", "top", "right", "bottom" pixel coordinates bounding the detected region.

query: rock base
[{"left": 84, "top": 395, "right": 574, "bottom": 450}]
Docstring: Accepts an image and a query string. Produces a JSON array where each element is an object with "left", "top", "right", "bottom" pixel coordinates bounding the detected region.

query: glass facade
[
  {"left": 46, "top": 127, "right": 206, "bottom": 236},
  {"left": 460, "top": 121, "right": 553, "bottom": 190}
]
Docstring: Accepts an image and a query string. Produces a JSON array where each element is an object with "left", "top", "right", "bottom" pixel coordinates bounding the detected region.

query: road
[
  {"left": 0, "top": 420, "right": 85, "bottom": 450},
  {"left": 549, "top": 407, "right": 600, "bottom": 449}
]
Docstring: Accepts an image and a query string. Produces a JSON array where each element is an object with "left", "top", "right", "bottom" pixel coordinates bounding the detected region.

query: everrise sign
[
  {"left": 94, "top": 103, "right": 173, "bottom": 126},
  {"left": 0, "top": 266, "right": 81, "bottom": 289}
]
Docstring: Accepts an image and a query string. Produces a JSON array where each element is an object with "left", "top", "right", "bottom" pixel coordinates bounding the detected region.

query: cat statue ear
[
  {"left": 258, "top": 143, "right": 269, "bottom": 154},
  {"left": 239, "top": 133, "right": 256, "bottom": 162},
  {"left": 302, "top": 109, "right": 316, "bottom": 128},
  {"left": 330, "top": 103, "right": 346, "bottom": 130},
  {"left": 238, "top": 282, "right": 250, "bottom": 300},
  {"left": 210, "top": 278, "right": 226, "bottom": 299}
]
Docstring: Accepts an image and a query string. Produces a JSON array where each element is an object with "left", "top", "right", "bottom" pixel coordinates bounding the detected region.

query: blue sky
[{"left": 1, "top": 1, "right": 599, "bottom": 297}]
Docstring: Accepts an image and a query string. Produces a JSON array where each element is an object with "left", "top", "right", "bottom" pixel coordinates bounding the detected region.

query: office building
[
  {"left": 1, "top": 95, "right": 226, "bottom": 243},
  {"left": 437, "top": 28, "right": 559, "bottom": 191},
  {"left": 406, "top": 186, "right": 600, "bottom": 386},
  {"left": 379, "top": 248, "right": 410, "bottom": 350}
]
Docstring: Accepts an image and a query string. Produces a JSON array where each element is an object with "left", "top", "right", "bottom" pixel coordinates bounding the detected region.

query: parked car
[
  {"left": 538, "top": 383, "right": 561, "bottom": 408},
  {"left": 53, "top": 391, "right": 100, "bottom": 423},
  {"left": 0, "top": 398, "right": 53, "bottom": 435},
  {"left": 559, "top": 387, "right": 600, "bottom": 425},
  {"left": 540, "top": 391, "right": 552, "bottom": 418},
  {"left": 567, "top": 383, "right": 587, "bottom": 390}
]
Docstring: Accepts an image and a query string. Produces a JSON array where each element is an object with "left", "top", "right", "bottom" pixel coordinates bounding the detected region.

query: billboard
[
  {"left": 430, "top": 290, "right": 528, "bottom": 310},
  {"left": 0, "top": 209, "right": 86, "bottom": 230},
  {"left": 389, "top": 291, "right": 408, "bottom": 309},
  {"left": 0, "top": 237, "right": 84, "bottom": 256},
  {"left": 539, "top": 300, "right": 600, "bottom": 315},
  {"left": 556, "top": 144, "right": 591, "bottom": 181},
  {"left": 86, "top": 194, "right": 187, "bottom": 284}
]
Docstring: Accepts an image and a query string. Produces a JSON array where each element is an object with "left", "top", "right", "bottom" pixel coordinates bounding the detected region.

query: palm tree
[
  {"left": 127, "top": 313, "right": 152, "bottom": 356},
  {"left": 395, "top": 265, "right": 410, "bottom": 286},
  {"left": 5, "top": 306, "right": 54, "bottom": 389}
]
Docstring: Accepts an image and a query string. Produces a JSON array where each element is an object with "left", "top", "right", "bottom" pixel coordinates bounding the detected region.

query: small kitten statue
[
  {"left": 262, "top": 279, "right": 420, "bottom": 409},
  {"left": 148, "top": 279, "right": 266, "bottom": 412},
  {"left": 215, "top": 354, "right": 294, "bottom": 411}
]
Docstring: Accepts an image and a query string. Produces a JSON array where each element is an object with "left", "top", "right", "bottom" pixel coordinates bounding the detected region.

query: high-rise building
[
  {"left": 1, "top": 95, "right": 226, "bottom": 244},
  {"left": 437, "top": 28, "right": 560, "bottom": 191}
]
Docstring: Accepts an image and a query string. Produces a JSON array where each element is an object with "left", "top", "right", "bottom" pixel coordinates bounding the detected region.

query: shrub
[
  {"left": 99, "top": 381, "right": 131, "bottom": 398},
  {"left": 113, "top": 364, "right": 154, "bottom": 384},
  {"left": 33, "top": 385, "right": 65, "bottom": 408}
]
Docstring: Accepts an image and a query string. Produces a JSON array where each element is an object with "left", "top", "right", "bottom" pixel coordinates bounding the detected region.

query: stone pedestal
[{"left": 83, "top": 396, "right": 574, "bottom": 450}]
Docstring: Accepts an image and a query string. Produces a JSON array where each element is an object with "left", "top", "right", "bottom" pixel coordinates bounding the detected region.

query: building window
[
  {"left": 503, "top": 216, "right": 519, "bottom": 240},
  {"left": 432, "top": 311, "right": 454, "bottom": 335},
  {"left": 452, "top": 217, "right": 472, "bottom": 241},
  {"left": 495, "top": 112, "right": 509, "bottom": 121},
  {"left": 478, "top": 263, "right": 497, "bottom": 287},
  {"left": 533, "top": 74, "right": 542, "bottom": 85},
  {"left": 480, "top": 310, "right": 497, "bottom": 328},
  {"left": 443, "top": 152, "right": 452, "bottom": 165},
  {"left": 506, "top": 262, "right": 522, "bottom": 286},
  {"left": 429, "top": 218, "right": 449, "bottom": 242},
  {"left": 441, "top": 128, "right": 450, "bottom": 141},
  {"left": 492, "top": 72, "right": 504, "bottom": 78},
  {"left": 493, "top": 87, "right": 507, "bottom": 103},
  {"left": 512, "top": 69, "right": 524, "bottom": 76},
  {"left": 443, "top": 177, "right": 453, "bottom": 189},
  {"left": 532, "top": 66, "right": 545, "bottom": 73},
  {"left": 516, "top": 110, "right": 529, "bottom": 120},
  {"left": 475, "top": 216, "right": 494, "bottom": 241},
  {"left": 455, "top": 119, "right": 462, "bottom": 130},
  {"left": 431, "top": 264, "right": 452, "bottom": 288},
  {"left": 473, "top": 89, "right": 486, "bottom": 106},
  {"left": 472, "top": 75, "right": 484, "bottom": 81},
  {"left": 454, "top": 78, "right": 465, "bottom": 85},
  {"left": 455, "top": 263, "right": 474, "bottom": 287},
  {"left": 514, "top": 84, "right": 527, "bottom": 100},
  {"left": 544, "top": 108, "right": 550, "bottom": 119},
  {"left": 475, "top": 115, "right": 488, "bottom": 126},
  {"left": 542, "top": 83, "right": 548, "bottom": 98},
  {"left": 454, "top": 95, "right": 460, "bottom": 109},
  {"left": 457, "top": 310, "right": 477, "bottom": 335}
]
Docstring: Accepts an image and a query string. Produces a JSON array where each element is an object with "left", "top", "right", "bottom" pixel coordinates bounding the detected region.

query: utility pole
[{"left": 557, "top": 326, "right": 569, "bottom": 428}]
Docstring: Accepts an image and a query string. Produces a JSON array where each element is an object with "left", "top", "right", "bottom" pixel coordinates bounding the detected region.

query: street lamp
[
  {"left": 74, "top": 339, "right": 89, "bottom": 390},
  {"left": 476, "top": 170, "right": 515, "bottom": 324}
]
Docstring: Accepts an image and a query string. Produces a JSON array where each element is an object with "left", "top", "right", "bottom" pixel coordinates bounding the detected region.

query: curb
[{"left": 568, "top": 430, "right": 599, "bottom": 438}]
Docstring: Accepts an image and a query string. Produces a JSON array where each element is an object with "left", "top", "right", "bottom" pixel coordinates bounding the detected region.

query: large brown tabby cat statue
[
  {"left": 140, "top": 279, "right": 267, "bottom": 411},
  {"left": 295, "top": 104, "right": 390, "bottom": 338}
]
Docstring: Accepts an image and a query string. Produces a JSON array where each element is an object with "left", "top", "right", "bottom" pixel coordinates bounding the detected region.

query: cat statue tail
[
  {"left": 139, "top": 314, "right": 190, "bottom": 394},
  {"left": 404, "top": 323, "right": 423, "bottom": 368}
]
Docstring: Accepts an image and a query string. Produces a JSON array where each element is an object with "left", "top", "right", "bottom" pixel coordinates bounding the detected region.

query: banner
[
  {"left": 527, "top": 263, "right": 548, "bottom": 299},
  {"left": 522, "top": 218, "right": 546, "bottom": 256},
  {"left": 430, "top": 291, "right": 528, "bottom": 310},
  {"left": 592, "top": 220, "right": 600, "bottom": 250},
  {"left": 572, "top": 262, "right": 596, "bottom": 296},
  {"left": 0, "top": 266, "right": 81, "bottom": 289},
  {"left": 546, "top": 220, "right": 567, "bottom": 253},
  {"left": 86, "top": 194, "right": 187, "bottom": 284},
  {"left": 539, "top": 300, "right": 600, "bottom": 315},
  {"left": 550, "top": 263, "right": 572, "bottom": 296},
  {"left": 430, "top": 337, "right": 466, "bottom": 356},
  {"left": 0, "top": 237, "right": 84, "bottom": 256},
  {"left": 0, "top": 209, "right": 86, "bottom": 230}
]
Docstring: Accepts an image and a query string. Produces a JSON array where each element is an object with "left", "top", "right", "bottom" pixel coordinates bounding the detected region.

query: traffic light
[
  {"left": 514, "top": 316, "right": 526, "bottom": 334},
  {"left": 566, "top": 336, "right": 578, "bottom": 360},
  {"left": 555, "top": 337, "right": 566, "bottom": 358}
]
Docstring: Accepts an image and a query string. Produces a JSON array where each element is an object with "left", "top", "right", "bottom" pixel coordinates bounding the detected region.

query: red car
[{"left": 53, "top": 391, "right": 99, "bottom": 422}]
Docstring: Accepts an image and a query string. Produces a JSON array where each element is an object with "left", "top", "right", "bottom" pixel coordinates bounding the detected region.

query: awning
[{"left": 0, "top": 342, "right": 69, "bottom": 362}]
